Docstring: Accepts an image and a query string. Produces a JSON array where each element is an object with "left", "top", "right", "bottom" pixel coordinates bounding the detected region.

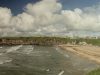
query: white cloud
[
  {"left": 11, "top": 12, "right": 35, "bottom": 32},
  {"left": 0, "top": 7, "right": 12, "bottom": 28},
  {"left": 0, "top": 0, "right": 100, "bottom": 37},
  {"left": 25, "top": 0, "right": 62, "bottom": 14}
]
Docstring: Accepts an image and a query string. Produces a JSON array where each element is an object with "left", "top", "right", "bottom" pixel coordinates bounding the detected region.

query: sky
[
  {"left": 0, "top": 0, "right": 99, "bottom": 15},
  {"left": 0, "top": 0, "right": 100, "bottom": 37}
]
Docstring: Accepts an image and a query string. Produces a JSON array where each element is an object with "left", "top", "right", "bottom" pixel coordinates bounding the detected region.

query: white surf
[{"left": 6, "top": 45, "right": 23, "bottom": 53}]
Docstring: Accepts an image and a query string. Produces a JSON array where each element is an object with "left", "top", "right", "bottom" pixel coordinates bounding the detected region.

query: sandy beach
[{"left": 59, "top": 44, "right": 100, "bottom": 64}]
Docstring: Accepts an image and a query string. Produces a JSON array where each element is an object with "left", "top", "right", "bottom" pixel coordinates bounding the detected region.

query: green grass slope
[{"left": 87, "top": 68, "right": 100, "bottom": 75}]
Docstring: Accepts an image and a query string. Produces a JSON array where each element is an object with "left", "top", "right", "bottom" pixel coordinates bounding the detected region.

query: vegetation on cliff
[
  {"left": 0, "top": 37, "right": 70, "bottom": 45},
  {"left": 0, "top": 37, "right": 100, "bottom": 46}
]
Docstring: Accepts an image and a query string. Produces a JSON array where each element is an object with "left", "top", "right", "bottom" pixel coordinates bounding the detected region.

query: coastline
[{"left": 58, "top": 44, "right": 100, "bottom": 64}]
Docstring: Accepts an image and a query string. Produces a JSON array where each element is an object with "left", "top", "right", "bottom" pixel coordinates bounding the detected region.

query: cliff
[{"left": 0, "top": 37, "right": 68, "bottom": 45}]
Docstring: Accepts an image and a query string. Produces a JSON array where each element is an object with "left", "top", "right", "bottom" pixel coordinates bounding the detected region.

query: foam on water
[
  {"left": 20, "top": 45, "right": 34, "bottom": 54},
  {"left": 0, "top": 59, "right": 12, "bottom": 64},
  {"left": 0, "top": 47, "right": 2, "bottom": 49},
  {"left": 25, "top": 48, "right": 33, "bottom": 54},
  {"left": 0, "top": 55, "right": 12, "bottom": 65},
  {"left": 0, "top": 53, "right": 3, "bottom": 55},
  {"left": 6, "top": 45, "right": 23, "bottom": 53},
  {"left": 31, "top": 50, "right": 50, "bottom": 57},
  {"left": 55, "top": 47, "right": 70, "bottom": 58},
  {"left": 58, "top": 70, "right": 64, "bottom": 75}
]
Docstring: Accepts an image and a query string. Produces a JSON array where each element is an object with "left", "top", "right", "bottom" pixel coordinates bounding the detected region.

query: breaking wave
[
  {"left": 0, "top": 54, "right": 12, "bottom": 64},
  {"left": 6, "top": 45, "right": 23, "bottom": 53},
  {"left": 55, "top": 46, "right": 70, "bottom": 58},
  {"left": 18, "top": 45, "right": 34, "bottom": 54}
]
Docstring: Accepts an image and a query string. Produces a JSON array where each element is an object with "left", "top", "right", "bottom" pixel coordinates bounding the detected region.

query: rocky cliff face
[
  {"left": 0, "top": 39, "right": 60, "bottom": 45},
  {"left": 0, "top": 37, "right": 67, "bottom": 45},
  {"left": 0, "top": 39, "right": 33, "bottom": 45}
]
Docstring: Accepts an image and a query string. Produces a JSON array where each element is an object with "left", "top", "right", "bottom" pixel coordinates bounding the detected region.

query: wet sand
[{"left": 59, "top": 44, "right": 100, "bottom": 64}]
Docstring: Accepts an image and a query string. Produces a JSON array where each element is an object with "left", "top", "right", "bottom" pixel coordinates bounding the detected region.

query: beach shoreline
[{"left": 58, "top": 44, "right": 100, "bottom": 64}]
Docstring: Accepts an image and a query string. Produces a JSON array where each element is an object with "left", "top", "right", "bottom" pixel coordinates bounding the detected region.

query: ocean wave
[
  {"left": 6, "top": 45, "right": 23, "bottom": 53},
  {"left": 55, "top": 47, "right": 70, "bottom": 58}
]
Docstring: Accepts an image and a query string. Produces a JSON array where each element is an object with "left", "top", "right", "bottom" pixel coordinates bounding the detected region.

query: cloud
[
  {"left": 0, "top": 7, "right": 12, "bottom": 28},
  {"left": 11, "top": 12, "right": 35, "bottom": 32},
  {"left": 0, "top": 0, "right": 100, "bottom": 37},
  {"left": 25, "top": 0, "right": 62, "bottom": 14}
]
